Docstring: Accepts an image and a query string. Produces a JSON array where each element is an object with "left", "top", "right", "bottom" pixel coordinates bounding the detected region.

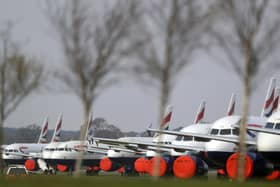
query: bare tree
[
  {"left": 44, "top": 0, "right": 142, "bottom": 124},
  {"left": 131, "top": 0, "right": 211, "bottom": 178},
  {"left": 44, "top": 0, "right": 143, "bottom": 175},
  {"left": 0, "top": 22, "right": 43, "bottom": 172},
  {"left": 208, "top": 0, "right": 280, "bottom": 181},
  {"left": 132, "top": 0, "right": 209, "bottom": 123}
]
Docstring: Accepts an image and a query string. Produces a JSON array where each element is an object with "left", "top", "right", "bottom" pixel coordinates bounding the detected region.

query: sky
[{"left": 0, "top": 0, "right": 279, "bottom": 132}]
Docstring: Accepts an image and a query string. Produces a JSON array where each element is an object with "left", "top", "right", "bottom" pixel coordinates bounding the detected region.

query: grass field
[{"left": 1, "top": 175, "right": 280, "bottom": 187}]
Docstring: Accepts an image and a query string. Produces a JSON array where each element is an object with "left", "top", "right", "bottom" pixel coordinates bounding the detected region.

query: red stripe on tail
[
  {"left": 265, "top": 89, "right": 275, "bottom": 109},
  {"left": 272, "top": 96, "right": 279, "bottom": 112},
  {"left": 227, "top": 102, "right": 235, "bottom": 116},
  {"left": 195, "top": 108, "right": 205, "bottom": 124},
  {"left": 160, "top": 112, "right": 172, "bottom": 128}
]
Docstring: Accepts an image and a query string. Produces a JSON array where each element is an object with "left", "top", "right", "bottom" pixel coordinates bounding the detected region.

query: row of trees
[{"left": 1, "top": 0, "right": 280, "bottom": 180}]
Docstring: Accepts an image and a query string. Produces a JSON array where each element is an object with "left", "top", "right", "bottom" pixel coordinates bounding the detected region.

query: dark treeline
[{"left": 2, "top": 117, "right": 156, "bottom": 144}]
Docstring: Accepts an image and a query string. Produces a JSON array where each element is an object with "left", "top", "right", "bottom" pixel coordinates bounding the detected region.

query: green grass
[{"left": 0, "top": 175, "right": 279, "bottom": 187}]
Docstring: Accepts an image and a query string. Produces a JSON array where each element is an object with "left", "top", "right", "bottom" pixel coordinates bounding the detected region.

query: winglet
[
  {"left": 51, "top": 114, "right": 63, "bottom": 142},
  {"left": 194, "top": 101, "right": 206, "bottom": 124},
  {"left": 227, "top": 93, "right": 236, "bottom": 116},
  {"left": 261, "top": 78, "right": 276, "bottom": 117},
  {"left": 37, "top": 117, "right": 48, "bottom": 144},
  {"left": 159, "top": 105, "right": 173, "bottom": 130}
]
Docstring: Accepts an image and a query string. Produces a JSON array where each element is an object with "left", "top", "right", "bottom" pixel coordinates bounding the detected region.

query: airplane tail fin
[
  {"left": 272, "top": 87, "right": 280, "bottom": 113},
  {"left": 194, "top": 101, "right": 205, "bottom": 124},
  {"left": 37, "top": 117, "right": 48, "bottom": 144},
  {"left": 261, "top": 78, "right": 276, "bottom": 117},
  {"left": 153, "top": 105, "right": 173, "bottom": 138},
  {"left": 227, "top": 93, "right": 236, "bottom": 116},
  {"left": 51, "top": 114, "right": 63, "bottom": 142},
  {"left": 159, "top": 105, "right": 173, "bottom": 130}
]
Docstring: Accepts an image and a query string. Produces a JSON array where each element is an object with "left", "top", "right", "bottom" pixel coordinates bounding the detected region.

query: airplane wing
[
  {"left": 146, "top": 128, "right": 256, "bottom": 146},
  {"left": 232, "top": 124, "right": 280, "bottom": 135},
  {"left": 86, "top": 148, "right": 109, "bottom": 155},
  {"left": 87, "top": 144, "right": 146, "bottom": 155},
  {"left": 92, "top": 137, "right": 205, "bottom": 153}
]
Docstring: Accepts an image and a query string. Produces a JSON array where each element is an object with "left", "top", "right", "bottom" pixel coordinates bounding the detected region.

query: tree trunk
[
  {"left": 0, "top": 113, "right": 4, "bottom": 174},
  {"left": 153, "top": 45, "right": 171, "bottom": 178},
  {"left": 73, "top": 97, "right": 92, "bottom": 177},
  {"left": 159, "top": 79, "right": 170, "bottom": 125},
  {"left": 0, "top": 70, "right": 4, "bottom": 174},
  {"left": 238, "top": 75, "right": 250, "bottom": 181},
  {"left": 0, "top": 38, "right": 7, "bottom": 174},
  {"left": 238, "top": 38, "right": 252, "bottom": 182}
]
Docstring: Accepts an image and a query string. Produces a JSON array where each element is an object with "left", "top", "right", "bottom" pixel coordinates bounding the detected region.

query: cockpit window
[
  {"left": 210, "top": 129, "right": 219, "bottom": 135},
  {"left": 275, "top": 123, "right": 280, "bottom": 130},
  {"left": 265, "top": 122, "right": 274, "bottom": 129},
  {"left": 232, "top": 128, "right": 239, "bottom": 135},
  {"left": 220, "top": 129, "right": 231, "bottom": 135}
]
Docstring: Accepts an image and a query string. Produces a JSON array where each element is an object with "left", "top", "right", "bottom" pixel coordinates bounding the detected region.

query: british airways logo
[{"left": 19, "top": 146, "right": 28, "bottom": 153}]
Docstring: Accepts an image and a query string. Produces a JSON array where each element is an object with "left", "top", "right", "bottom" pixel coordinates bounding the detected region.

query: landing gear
[
  {"left": 120, "top": 164, "right": 139, "bottom": 176},
  {"left": 86, "top": 166, "right": 100, "bottom": 176},
  {"left": 216, "top": 169, "right": 228, "bottom": 180}
]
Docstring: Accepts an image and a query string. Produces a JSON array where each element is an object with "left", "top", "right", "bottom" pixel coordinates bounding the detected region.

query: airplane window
[
  {"left": 183, "top": 136, "right": 193, "bottom": 141},
  {"left": 194, "top": 137, "right": 209, "bottom": 142},
  {"left": 14, "top": 150, "right": 18, "bottom": 152},
  {"left": 220, "top": 129, "right": 231, "bottom": 135},
  {"left": 176, "top": 136, "right": 183, "bottom": 141},
  {"left": 210, "top": 129, "right": 219, "bottom": 135},
  {"left": 58, "top": 148, "right": 64, "bottom": 151},
  {"left": 265, "top": 122, "right": 274, "bottom": 129},
  {"left": 50, "top": 149, "right": 55, "bottom": 151},
  {"left": 232, "top": 129, "right": 239, "bottom": 135},
  {"left": 275, "top": 123, "right": 280, "bottom": 130}
]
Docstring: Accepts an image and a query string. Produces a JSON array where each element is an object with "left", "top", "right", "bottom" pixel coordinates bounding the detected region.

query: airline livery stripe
[
  {"left": 195, "top": 108, "right": 204, "bottom": 123},
  {"left": 272, "top": 96, "right": 279, "bottom": 112},
  {"left": 227, "top": 102, "right": 235, "bottom": 116},
  {"left": 247, "top": 124, "right": 262, "bottom": 128},
  {"left": 160, "top": 112, "right": 172, "bottom": 127},
  {"left": 265, "top": 89, "right": 275, "bottom": 109}
]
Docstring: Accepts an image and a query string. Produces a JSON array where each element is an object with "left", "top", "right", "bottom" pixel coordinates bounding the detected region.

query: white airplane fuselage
[
  {"left": 256, "top": 111, "right": 280, "bottom": 168},
  {"left": 44, "top": 140, "right": 104, "bottom": 169},
  {"left": 205, "top": 115, "right": 266, "bottom": 168},
  {"left": 146, "top": 124, "right": 211, "bottom": 157},
  {"left": 2, "top": 143, "right": 46, "bottom": 165}
]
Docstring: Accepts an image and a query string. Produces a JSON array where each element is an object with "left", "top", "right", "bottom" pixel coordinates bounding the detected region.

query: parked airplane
[
  {"left": 2, "top": 117, "right": 49, "bottom": 165},
  {"left": 2, "top": 115, "right": 63, "bottom": 171},
  {"left": 138, "top": 95, "right": 235, "bottom": 178},
  {"left": 229, "top": 98, "right": 280, "bottom": 179},
  {"left": 146, "top": 78, "right": 278, "bottom": 179},
  {"left": 42, "top": 114, "right": 108, "bottom": 174},
  {"left": 93, "top": 105, "right": 174, "bottom": 175},
  {"left": 93, "top": 96, "right": 235, "bottom": 178}
]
